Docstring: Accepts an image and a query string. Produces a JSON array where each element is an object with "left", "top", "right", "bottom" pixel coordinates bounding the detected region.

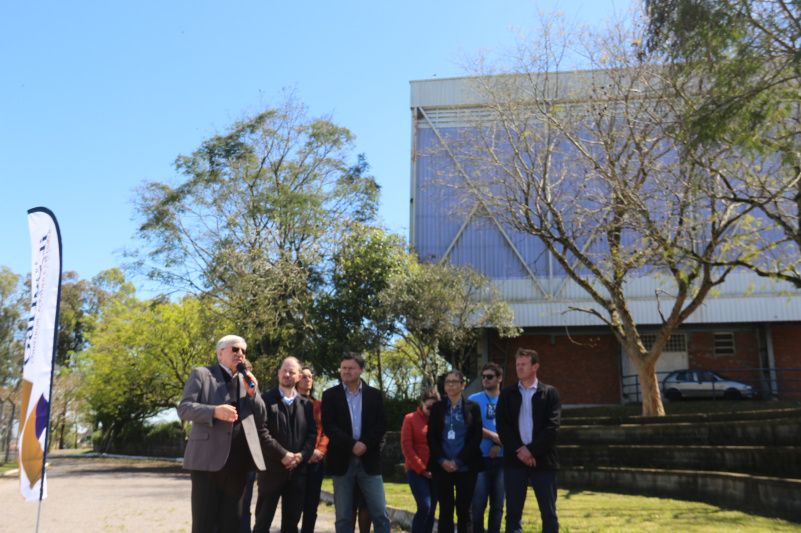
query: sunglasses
[
  {"left": 231, "top": 346, "right": 247, "bottom": 355},
  {"left": 482, "top": 374, "right": 497, "bottom": 380}
]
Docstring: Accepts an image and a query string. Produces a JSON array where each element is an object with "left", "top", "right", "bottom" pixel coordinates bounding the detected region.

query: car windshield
[{"left": 700, "top": 371, "right": 732, "bottom": 382}]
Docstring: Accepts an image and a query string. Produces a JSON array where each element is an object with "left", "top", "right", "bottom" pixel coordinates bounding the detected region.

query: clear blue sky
[{"left": 1, "top": 0, "right": 631, "bottom": 287}]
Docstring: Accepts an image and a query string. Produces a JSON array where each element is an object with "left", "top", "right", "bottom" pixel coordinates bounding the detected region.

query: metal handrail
[{"left": 621, "top": 367, "right": 801, "bottom": 402}]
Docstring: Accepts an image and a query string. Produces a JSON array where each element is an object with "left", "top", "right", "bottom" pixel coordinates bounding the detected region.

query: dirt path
[{"left": 1, "top": 455, "right": 341, "bottom": 532}]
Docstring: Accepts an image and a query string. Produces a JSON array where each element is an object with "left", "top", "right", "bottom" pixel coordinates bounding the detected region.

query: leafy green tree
[
  {"left": 0, "top": 267, "right": 24, "bottom": 462},
  {"left": 134, "top": 98, "right": 380, "bottom": 365},
  {"left": 79, "top": 287, "right": 228, "bottom": 448},
  {"left": 313, "top": 225, "right": 409, "bottom": 381},
  {"left": 0, "top": 267, "right": 24, "bottom": 389},
  {"left": 56, "top": 272, "right": 92, "bottom": 367},
  {"left": 50, "top": 367, "right": 86, "bottom": 450},
  {"left": 362, "top": 338, "right": 450, "bottom": 400},
  {"left": 381, "top": 259, "right": 520, "bottom": 387}
]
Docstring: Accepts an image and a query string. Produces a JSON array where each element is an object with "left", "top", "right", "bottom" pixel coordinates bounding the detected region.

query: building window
[
  {"left": 713, "top": 332, "right": 736, "bottom": 356},
  {"left": 640, "top": 334, "right": 687, "bottom": 352}
]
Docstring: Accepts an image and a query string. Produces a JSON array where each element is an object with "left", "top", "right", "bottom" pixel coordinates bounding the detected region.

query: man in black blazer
[
  {"left": 496, "top": 348, "right": 561, "bottom": 533},
  {"left": 321, "top": 352, "right": 391, "bottom": 533},
  {"left": 253, "top": 356, "right": 317, "bottom": 533}
]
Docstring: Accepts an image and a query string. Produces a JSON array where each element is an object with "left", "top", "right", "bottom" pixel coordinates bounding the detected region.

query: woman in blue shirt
[{"left": 427, "top": 370, "right": 483, "bottom": 533}]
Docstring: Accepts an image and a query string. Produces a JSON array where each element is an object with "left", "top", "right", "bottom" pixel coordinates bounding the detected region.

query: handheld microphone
[{"left": 236, "top": 362, "right": 256, "bottom": 389}]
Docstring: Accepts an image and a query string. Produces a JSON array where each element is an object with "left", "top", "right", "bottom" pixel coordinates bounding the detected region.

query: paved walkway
[{"left": 1, "top": 454, "right": 341, "bottom": 532}]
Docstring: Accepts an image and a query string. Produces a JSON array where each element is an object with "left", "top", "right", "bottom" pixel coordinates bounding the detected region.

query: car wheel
[
  {"left": 666, "top": 388, "right": 682, "bottom": 401},
  {"left": 724, "top": 388, "right": 742, "bottom": 400}
]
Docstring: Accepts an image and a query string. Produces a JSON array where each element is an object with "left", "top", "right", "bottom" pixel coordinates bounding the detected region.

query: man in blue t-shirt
[{"left": 468, "top": 362, "right": 505, "bottom": 533}]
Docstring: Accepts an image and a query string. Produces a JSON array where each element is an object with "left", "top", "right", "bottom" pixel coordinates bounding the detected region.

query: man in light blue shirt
[
  {"left": 496, "top": 348, "right": 561, "bottom": 533},
  {"left": 321, "top": 352, "right": 391, "bottom": 533},
  {"left": 468, "top": 362, "right": 505, "bottom": 533},
  {"left": 345, "top": 380, "right": 362, "bottom": 440}
]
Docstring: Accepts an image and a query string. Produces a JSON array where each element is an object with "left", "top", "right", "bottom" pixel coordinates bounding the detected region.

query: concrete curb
[
  {"left": 78, "top": 452, "right": 183, "bottom": 463},
  {"left": 562, "top": 466, "right": 801, "bottom": 523}
]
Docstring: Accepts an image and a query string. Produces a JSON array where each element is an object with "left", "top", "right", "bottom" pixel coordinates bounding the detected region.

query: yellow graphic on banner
[{"left": 19, "top": 379, "right": 44, "bottom": 489}]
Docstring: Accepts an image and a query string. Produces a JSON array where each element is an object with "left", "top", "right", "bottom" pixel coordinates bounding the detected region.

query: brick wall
[
  {"left": 484, "top": 323, "right": 801, "bottom": 404},
  {"left": 770, "top": 324, "right": 801, "bottom": 368},
  {"left": 489, "top": 331, "right": 620, "bottom": 404},
  {"left": 688, "top": 330, "right": 764, "bottom": 387},
  {"left": 689, "top": 330, "right": 761, "bottom": 369}
]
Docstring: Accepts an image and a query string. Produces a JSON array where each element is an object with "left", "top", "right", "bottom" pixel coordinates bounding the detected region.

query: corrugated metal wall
[{"left": 410, "top": 77, "right": 801, "bottom": 328}]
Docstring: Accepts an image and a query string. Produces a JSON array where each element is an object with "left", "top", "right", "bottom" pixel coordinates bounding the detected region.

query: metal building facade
[{"left": 410, "top": 75, "right": 801, "bottom": 330}]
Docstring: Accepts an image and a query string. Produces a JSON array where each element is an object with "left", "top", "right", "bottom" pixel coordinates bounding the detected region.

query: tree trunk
[
  {"left": 633, "top": 355, "right": 666, "bottom": 417},
  {"left": 3, "top": 401, "right": 16, "bottom": 463},
  {"left": 375, "top": 349, "right": 385, "bottom": 393},
  {"left": 58, "top": 418, "right": 66, "bottom": 450}
]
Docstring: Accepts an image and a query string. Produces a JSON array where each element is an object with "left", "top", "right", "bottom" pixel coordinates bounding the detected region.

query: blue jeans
[
  {"left": 406, "top": 470, "right": 436, "bottom": 533},
  {"left": 471, "top": 457, "right": 504, "bottom": 533},
  {"left": 504, "top": 467, "right": 558, "bottom": 533},
  {"left": 332, "top": 457, "right": 391, "bottom": 533}
]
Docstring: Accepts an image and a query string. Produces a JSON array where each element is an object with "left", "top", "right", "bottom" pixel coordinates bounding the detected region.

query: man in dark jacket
[
  {"left": 253, "top": 356, "right": 317, "bottom": 533},
  {"left": 496, "top": 348, "right": 561, "bottom": 533},
  {"left": 321, "top": 352, "right": 390, "bottom": 533}
]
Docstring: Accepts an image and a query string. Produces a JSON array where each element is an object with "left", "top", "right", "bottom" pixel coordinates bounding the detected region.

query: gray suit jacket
[{"left": 178, "top": 363, "right": 267, "bottom": 472}]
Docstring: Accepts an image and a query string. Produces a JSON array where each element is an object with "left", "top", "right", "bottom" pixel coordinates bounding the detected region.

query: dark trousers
[
  {"left": 300, "top": 461, "right": 325, "bottom": 533},
  {"left": 191, "top": 470, "right": 248, "bottom": 533},
  {"left": 191, "top": 428, "right": 252, "bottom": 533},
  {"left": 253, "top": 468, "right": 307, "bottom": 533},
  {"left": 503, "top": 467, "right": 558, "bottom": 533},
  {"left": 434, "top": 469, "right": 478, "bottom": 533},
  {"left": 406, "top": 469, "right": 436, "bottom": 533},
  {"left": 239, "top": 471, "right": 257, "bottom": 533}
]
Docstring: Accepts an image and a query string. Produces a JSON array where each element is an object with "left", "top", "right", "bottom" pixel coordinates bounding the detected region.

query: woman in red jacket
[{"left": 401, "top": 388, "right": 441, "bottom": 533}]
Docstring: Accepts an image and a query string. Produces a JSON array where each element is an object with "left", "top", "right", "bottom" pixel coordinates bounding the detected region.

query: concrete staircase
[{"left": 558, "top": 408, "right": 801, "bottom": 522}]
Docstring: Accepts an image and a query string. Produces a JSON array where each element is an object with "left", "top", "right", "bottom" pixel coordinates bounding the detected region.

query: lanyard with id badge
[{"left": 447, "top": 400, "right": 463, "bottom": 440}]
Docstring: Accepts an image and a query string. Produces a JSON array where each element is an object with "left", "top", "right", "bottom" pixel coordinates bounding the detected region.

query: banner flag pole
[{"left": 18, "top": 207, "right": 63, "bottom": 531}]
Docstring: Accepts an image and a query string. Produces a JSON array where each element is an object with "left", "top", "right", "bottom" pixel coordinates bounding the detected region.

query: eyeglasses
[
  {"left": 231, "top": 346, "right": 247, "bottom": 355},
  {"left": 444, "top": 379, "right": 463, "bottom": 385},
  {"left": 482, "top": 374, "right": 497, "bottom": 380}
]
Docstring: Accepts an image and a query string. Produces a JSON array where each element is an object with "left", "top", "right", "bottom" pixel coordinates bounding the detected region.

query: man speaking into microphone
[{"left": 178, "top": 335, "right": 270, "bottom": 533}]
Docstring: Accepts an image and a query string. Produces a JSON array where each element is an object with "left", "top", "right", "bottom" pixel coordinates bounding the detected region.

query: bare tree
[
  {"left": 438, "top": 18, "right": 764, "bottom": 416},
  {"left": 645, "top": 0, "right": 801, "bottom": 287}
]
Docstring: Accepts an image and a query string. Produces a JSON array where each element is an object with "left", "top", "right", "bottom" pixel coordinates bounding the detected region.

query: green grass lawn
[
  {"left": 0, "top": 461, "right": 18, "bottom": 474},
  {"left": 322, "top": 479, "right": 799, "bottom": 532}
]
